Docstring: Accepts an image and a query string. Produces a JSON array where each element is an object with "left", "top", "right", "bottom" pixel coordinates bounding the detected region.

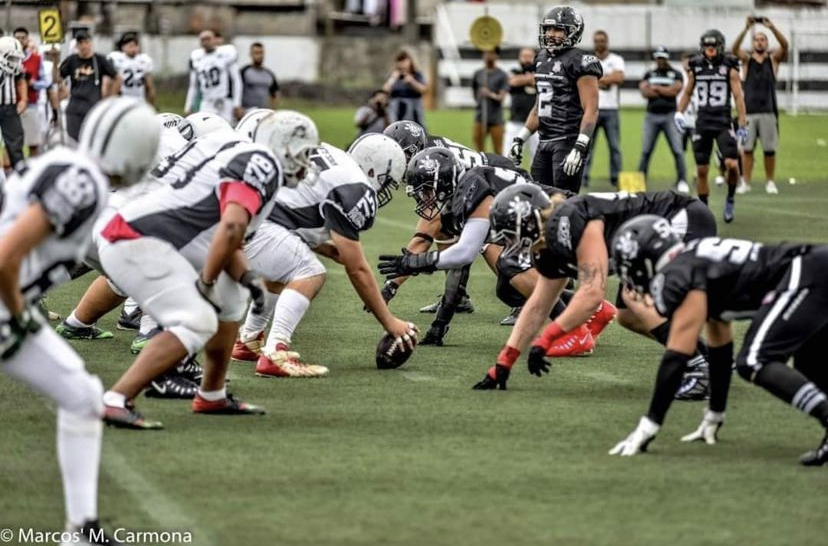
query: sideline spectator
[
  {"left": 55, "top": 30, "right": 118, "bottom": 141},
  {"left": 184, "top": 29, "right": 242, "bottom": 123},
  {"left": 583, "top": 30, "right": 624, "bottom": 187},
  {"left": 505, "top": 47, "right": 538, "bottom": 163},
  {"left": 354, "top": 89, "right": 390, "bottom": 136},
  {"left": 14, "top": 28, "right": 47, "bottom": 157},
  {"left": 241, "top": 42, "right": 280, "bottom": 112},
  {"left": 637, "top": 46, "right": 688, "bottom": 193},
  {"left": 0, "top": 36, "right": 26, "bottom": 169},
  {"left": 732, "top": 15, "right": 788, "bottom": 195},
  {"left": 382, "top": 50, "right": 428, "bottom": 129},
  {"left": 471, "top": 47, "right": 508, "bottom": 153}
]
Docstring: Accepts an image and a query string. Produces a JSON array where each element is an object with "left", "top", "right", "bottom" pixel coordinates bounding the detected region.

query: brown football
[{"left": 375, "top": 333, "right": 415, "bottom": 369}]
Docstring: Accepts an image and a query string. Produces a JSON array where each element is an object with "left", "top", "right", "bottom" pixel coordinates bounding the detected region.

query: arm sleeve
[
  {"left": 184, "top": 59, "right": 197, "bottom": 112},
  {"left": 435, "top": 217, "right": 489, "bottom": 269}
]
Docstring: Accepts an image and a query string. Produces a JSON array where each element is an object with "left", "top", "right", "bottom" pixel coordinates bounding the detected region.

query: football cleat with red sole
[
  {"left": 192, "top": 393, "right": 266, "bottom": 415},
  {"left": 545, "top": 324, "right": 595, "bottom": 357},
  {"left": 232, "top": 331, "right": 265, "bottom": 362},
  {"left": 586, "top": 300, "right": 617, "bottom": 340},
  {"left": 255, "top": 346, "right": 329, "bottom": 378}
]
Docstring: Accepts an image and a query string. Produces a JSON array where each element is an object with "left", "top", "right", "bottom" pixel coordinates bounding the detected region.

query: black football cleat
[
  {"left": 145, "top": 373, "right": 198, "bottom": 399},
  {"left": 800, "top": 432, "right": 828, "bottom": 467},
  {"left": 104, "top": 402, "right": 163, "bottom": 430},
  {"left": 60, "top": 519, "right": 121, "bottom": 545},
  {"left": 675, "top": 369, "right": 710, "bottom": 401},
  {"left": 117, "top": 306, "right": 142, "bottom": 331},
  {"left": 176, "top": 355, "right": 204, "bottom": 383},
  {"left": 472, "top": 364, "right": 510, "bottom": 390},
  {"left": 421, "top": 323, "right": 449, "bottom": 346}
]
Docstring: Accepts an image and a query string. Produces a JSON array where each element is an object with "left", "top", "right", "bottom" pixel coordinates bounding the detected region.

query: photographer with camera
[
  {"left": 354, "top": 89, "right": 390, "bottom": 136},
  {"left": 733, "top": 15, "right": 788, "bottom": 195},
  {"left": 382, "top": 50, "right": 428, "bottom": 129}
]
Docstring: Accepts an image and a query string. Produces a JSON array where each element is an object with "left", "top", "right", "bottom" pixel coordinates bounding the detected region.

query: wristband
[
  {"left": 532, "top": 322, "right": 565, "bottom": 351},
  {"left": 575, "top": 133, "right": 590, "bottom": 147},
  {"left": 414, "top": 232, "right": 435, "bottom": 244},
  {"left": 497, "top": 345, "right": 521, "bottom": 368},
  {"left": 517, "top": 126, "right": 533, "bottom": 142}
]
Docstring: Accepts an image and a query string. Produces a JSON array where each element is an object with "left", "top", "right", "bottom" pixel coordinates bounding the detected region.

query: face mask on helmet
[
  {"left": 611, "top": 215, "right": 682, "bottom": 296},
  {"left": 537, "top": 6, "right": 583, "bottom": 53},
  {"left": 347, "top": 134, "right": 406, "bottom": 208},
  {"left": 405, "top": 149, "right": 459, "bottom": 220},
  {"left": 490, "top": 195, "right": 547, "bottom": 262},
  {"left": 0, "top": 37, "right": 23, "bottom": 75}
]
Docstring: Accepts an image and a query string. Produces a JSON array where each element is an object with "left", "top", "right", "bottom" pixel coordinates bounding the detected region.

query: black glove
[
  {"left": 0, "top": 306, "right": 42, "bottom": 360},
  {"left": 472, "top": 364, "right": 511, "bottom": 390},
  {"left": 509, "top": 137, "right": 524, "bottom": 166},
  {"left": 377, "top": 249, "right": 439, "bottom": 280},
  {"left": 239, "top": 270, "right": 267, "bottom": 314},
  {"left": 195, "top": 277, "right": 222, "bottom": 313},
  {"left": 381, "top": 280, "right": 398, "bottom": 303},
  {"left": 421, "top": 321, "right": 449, "bottom": 346},
  {"left": 527, "top": 345, "right": 552, "bottom": 377}
]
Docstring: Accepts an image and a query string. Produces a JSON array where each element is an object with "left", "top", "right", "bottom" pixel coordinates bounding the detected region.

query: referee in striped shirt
[{"left": 0, "top": 36, "right": 27, "bottom": 169}]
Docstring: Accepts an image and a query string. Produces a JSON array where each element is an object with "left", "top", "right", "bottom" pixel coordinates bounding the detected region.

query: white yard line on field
[{"left": 400, "top": 370, "right": 438, "bottom": 382}]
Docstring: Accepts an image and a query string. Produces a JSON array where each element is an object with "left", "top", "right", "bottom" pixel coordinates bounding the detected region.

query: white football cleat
[
  {"left": 766, "top": 180, "right": 779, "bottom": 194},
  {"left": 714, "top": 175, "right": 725, "bottom": 186}
]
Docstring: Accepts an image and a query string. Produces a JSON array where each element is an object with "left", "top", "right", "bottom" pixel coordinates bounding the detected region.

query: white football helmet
[
  {"left": 79, "top": 97, "right": 160, "bottom": 187},
  {"left": 347, "top": 134, "right": 407, "bottom": 207},
  {"left": 184, "top": 112, "right": 231, "bottom": 139},
  {"left": 0, "top": 37, "right": 23, "bottom": 75},
  {"left": 156, "top": 112, "right": 183, "bottom": 130},
  {"left": 235, "top": 108, "right": 274, "bottom": 141},
  {"left": 252, "top": 109, "right": 319, "bottom": 188}
]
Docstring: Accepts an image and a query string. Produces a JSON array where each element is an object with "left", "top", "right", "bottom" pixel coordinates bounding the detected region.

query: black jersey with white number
[
  {"left": 651, "top": 238, "right": 813, "bottom": 321},
  {"left": 0, "top": 147, "right": 108, "bottom": 317},
  {"left": 267, "top": 143, "right": 377, "bottom": 245},
  {"left": 445, "top": 166, "right": 534, "bottom": 236},
  {"left": 424, "top": 136, "right": 514, "bottom": 171},
  {"left": 535, "top": 47, "right": 603, "bottom": 141},
  {"left": 535, "top": 190, "right": 697, "bottom": 279},
  {"left": 689, "top": 54, "right": 739, "bottom": 131}
]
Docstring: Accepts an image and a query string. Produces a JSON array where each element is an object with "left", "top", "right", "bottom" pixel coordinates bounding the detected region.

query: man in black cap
[
  {"left": 638, "top": 46, "right": 688, "bottom": 193},
  {"left": 54, "top": 30, "right": 118, "bottom": 140}
]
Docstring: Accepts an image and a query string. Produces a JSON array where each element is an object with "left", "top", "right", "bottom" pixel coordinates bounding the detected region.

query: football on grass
[{"left": 375, "top": 333, "right": 416, "bottom": 369}]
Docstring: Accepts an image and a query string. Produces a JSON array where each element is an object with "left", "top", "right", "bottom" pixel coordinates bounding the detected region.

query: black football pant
[
  {"left": 0, "top": 104, "right": 24, "bottom": 168},
  {"left": 735, "top": 246, "right": 828, "bottom": 425},
  {"left": 531, "top": 136, "right": 583, "bottom": 193}
]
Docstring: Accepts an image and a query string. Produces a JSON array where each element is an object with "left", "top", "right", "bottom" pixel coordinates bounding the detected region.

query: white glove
[
  {"left": 680, "top": 409, "right": 724, "bottom": 445},
  {"left": 562, "top": 133, "right": 590, "bottom": 177},
  {"left": 609, "top": 416, "right": 660, "bottom": 456},
  {"left": 674, "top": 111, "right": 687, "bottom": 132}
]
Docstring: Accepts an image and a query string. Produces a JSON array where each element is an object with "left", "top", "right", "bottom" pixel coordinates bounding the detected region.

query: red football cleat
[
  {"left": 192, "top": 393, "right": 265, "bottom": 415},
  {"left": 545, "top": 324, "right": 595, "bottom": 357},
  {"left": 586, "top": 300, "right": 617, "bottom": 341},
  {"left": 255, "top": 346, "right": 329, "bottom": 378},
  {"left": 232, "top": 331, "right": 265, "bottom": 362}
]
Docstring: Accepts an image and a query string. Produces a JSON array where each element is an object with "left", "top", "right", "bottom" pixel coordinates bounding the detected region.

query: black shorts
[
  {"left": 615, "top": 201, "right": 717, "bottom": 308},
  {"left": 531, "top": 136, "right": 582, "bottom": 193},
  {"left": 692, "top": 126, "right": 738, "bottom": 165},
  {"left": 735, "top": 247, "right": 828, "bottom": 374}
]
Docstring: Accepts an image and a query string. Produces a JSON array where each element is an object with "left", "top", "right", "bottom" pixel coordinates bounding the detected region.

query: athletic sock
[
  {"left": 122, "top": 297, "right": 139, "bottom": 315},
  {"left": 139, "top": 314, "right": 159, "bottom": 336},
  {"left": 58, "top": 409, "right": 102, "bottom": 527},
  {"left": 727, "top": 183, "right": 736, "bottom": 199},
  {"left": 65, "top": 310, "right": 91, "bottom": 329},
  {"left": 240, "top": 292, "right": 277, "bottom": 341},
  {"left": 198, "top": 387, "right": 226, "bottom": 401},
  {"left": 754, "top": 362, "right": 828, "bottom": 424},
  {"left": 698, "top": 194, "right": 709, "bottom": 205},
  {"left": 102, "top": 391, "right": 126, "bottom": 408},
  {"left": 264, "top": 289, "right": 310, "bottom": 353}
]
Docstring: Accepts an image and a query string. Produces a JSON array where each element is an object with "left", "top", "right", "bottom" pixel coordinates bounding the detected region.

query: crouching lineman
[
  {"left": 233, "top": 133, "right": 419, "bottom": 375},
  {"left": 100, "top": 110, "right": 316, "bottom": 429},
  {"left": 609, "top": 217, "right": 828, "bottom": 465},
  {"left": 475, "top": 188, "right": 716, "bottom": 395},
  {"left": 0, "top": 98, "right": 159, "bottom": 544}
]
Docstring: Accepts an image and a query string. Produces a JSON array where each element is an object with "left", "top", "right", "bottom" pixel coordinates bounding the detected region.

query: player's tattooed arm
[{"left": 554, "top": 221, "right": 609, "bottom": 331}]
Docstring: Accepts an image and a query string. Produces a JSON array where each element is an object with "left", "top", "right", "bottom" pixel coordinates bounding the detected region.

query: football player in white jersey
[
  {"left": 184, "top": 29, "right": 242, "bottom": 124},
  {"left": 100, "top": 110, "right": 318, "bottom": 429},
  {"left": 232, "top": 133, "right": 416, "bottom": 376},
  {"left": 0, "top": 98, "right": 159, "bottom": 545},
  {"left": 109, "top": 32, "right": 156, "bottom": 106}
]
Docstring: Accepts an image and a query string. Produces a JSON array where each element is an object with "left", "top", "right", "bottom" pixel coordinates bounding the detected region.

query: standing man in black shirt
[
  {"left": 471, "top": 47, "right": 509, "bottom": 154},
  {"left": 55, "top": 30, "right": 118, "bottom": 141},
  {"left": 675, "top": 29, "right": 746, "bottom": 223},
  {"left": 508, "top": 5, "right": 601, "bottom": 194},
  {"left": 732, "top": 16, "right": 788, "bottom": 195},
  {"left": 638, "top": 46, "right": 687, "bottom": 193},
  {"left": 504, "top": 47, "right": 538, "bottom": 165},
  {"left": 0, "top": 36, "right": 27, "bottom": 170}
]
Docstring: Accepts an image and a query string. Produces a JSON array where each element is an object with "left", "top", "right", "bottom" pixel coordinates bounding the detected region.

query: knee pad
[
  {"left": 496, "top": 274, "right": 526, "bottom": 307},
  {"left": 167, "top": 300, "right": 219, "bottom": 355},
  {"left": 105, "top": 276, "right": 128, "bottom": 298}
]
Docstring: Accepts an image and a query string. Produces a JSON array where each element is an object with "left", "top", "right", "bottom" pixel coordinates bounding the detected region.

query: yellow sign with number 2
[{"left": 38, "top": 9, "right": 64, "bottom": 44}]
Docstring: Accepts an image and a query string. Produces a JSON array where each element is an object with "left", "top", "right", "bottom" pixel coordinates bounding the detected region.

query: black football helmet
[
  {"left": 489, "top": 184, "right": 551, "bottom": 259},
  {"left": 539, "top": 6, "right": 584, "bottom": 53},
  {"left": 610, "top": 215, "right": 683, "bottom": 295},
  {"left": 383, "top": 121, "right": 428, "bottom": 162},
  {"left": 405, "top": 147, "right": 461, "bottom": 221},
  {"left": 700, "top": 29, "right": 726, "bottom": 62}
]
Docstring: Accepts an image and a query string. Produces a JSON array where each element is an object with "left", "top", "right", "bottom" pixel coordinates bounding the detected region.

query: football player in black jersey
[
  {"left": 474, "top": 190, "right": 716, "bottom": 393},
  {"left": 610, "top": 216, "right": 828, "bottom": 465},
  {"left": 377, "top": 148, "right": 597, "bottom": 346},
  {"left": 508, "top": 6, "right": 602, "bottom": 193},
  {"left": 675, "top": 29, "right": 747, "bottom": 223}
]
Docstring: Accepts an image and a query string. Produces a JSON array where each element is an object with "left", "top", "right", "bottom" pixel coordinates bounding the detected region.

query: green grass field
[{"left": 1, "top": 106, "right": 828, "bottom": 546}]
